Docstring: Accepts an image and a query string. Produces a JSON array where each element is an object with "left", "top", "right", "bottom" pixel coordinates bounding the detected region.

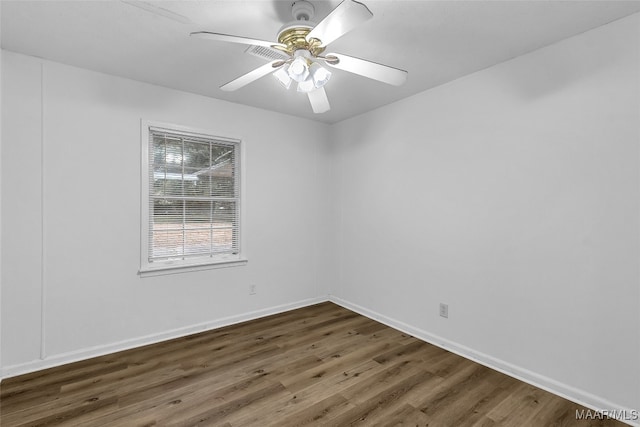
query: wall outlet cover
[{"left": 439, "top": 303, "right": 448, "bottom": 318}]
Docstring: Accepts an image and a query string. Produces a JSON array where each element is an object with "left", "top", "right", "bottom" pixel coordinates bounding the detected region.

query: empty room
[{"left": 1, "top": 0, "right": 639, "bottom": 425}]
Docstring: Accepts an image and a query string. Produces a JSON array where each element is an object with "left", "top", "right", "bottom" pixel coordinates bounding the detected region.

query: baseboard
[
  {"left": 1, "top": 296, "right": 328, "bottom": 380},
  {"left": 329, "top": 295, "right": 639, "bottom": 427}
]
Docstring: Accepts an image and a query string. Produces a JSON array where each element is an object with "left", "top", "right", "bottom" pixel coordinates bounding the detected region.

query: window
[{"left": 140, "top": 122, "right": 245, "bottom": 274}]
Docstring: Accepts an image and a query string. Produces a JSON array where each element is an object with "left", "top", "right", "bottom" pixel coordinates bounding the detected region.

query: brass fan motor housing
[{"left": 276, "top": 26, "right": 325, "bottom": 57}]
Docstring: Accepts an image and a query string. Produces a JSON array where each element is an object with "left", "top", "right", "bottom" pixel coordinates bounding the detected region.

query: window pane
[
  {"left": 192, "top": 145, "right": 236, "bottom": 198},
  {"left": 184, "top": 229, "right": 212, "bottom": 256},
  {"left": 211, "top": 145, "right": 234, "bottom": 164},
  {"left": 213, "top": 227, "right": 234, "bottom": 253},
  {"left": 211, "top": 173, "right": 236, "bottom": 198},
  {"left": 184, "top": 200, "right": 212, "bottom": 224},
  {"left": 153, "top": 198, "right": 183, "bottom": 224},
  {"left": 213, "top": 201, "right": 236, "bottom": 224},
  {"left": 152, "top": 138, "right": 166, "bottom": 165},
  {"left": 161, "top": 138, "right": 183, "bottom": 166},
  {"left": 152, "top": 135, "right": 184, "bottom": 197},
  {"left": 183, "top": 167, "right": 212, "bottom": 197},
  {"left": 153, "top": 165, "right": 185, "bottom": 197},
  {"left": 213, "top": 201, "right": 236, "bottom": 253},
  {"left": 152, "top": 228, "right": 184, "bottom": 259},
  {"left": 183, "top": 140, "right": 211, "bottom": 170}
]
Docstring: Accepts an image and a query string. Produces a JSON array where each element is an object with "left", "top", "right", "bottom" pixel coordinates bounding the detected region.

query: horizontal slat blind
[{"left": 148, "top": 127, "right": 240, "bottom": 263}]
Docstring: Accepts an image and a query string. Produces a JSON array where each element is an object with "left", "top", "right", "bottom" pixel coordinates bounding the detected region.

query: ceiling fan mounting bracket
[
  {"left": 276, "top": 25, "right": 325, "bottom": 56},
  {"left": 291, "top": 1, "right": 315, "bottom": 21}
]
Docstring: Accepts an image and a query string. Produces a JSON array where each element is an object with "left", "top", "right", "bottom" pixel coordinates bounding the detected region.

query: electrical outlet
[
  {"left": 249, "top": 285, "right": 256, "bottom": 295},
  {"left": 439, "top": 303, "right": 448, "bottom": 318}
]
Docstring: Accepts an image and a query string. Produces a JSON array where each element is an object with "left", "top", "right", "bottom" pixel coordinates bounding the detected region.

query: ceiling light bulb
[
  {"left": 297, "top": 78, "right": 316, "bottom": 93},
  {"left": 310, "top": 62, "right": 331, "bottom": 88},
  {"left": 288, "top": 55, "right": 309, "bottom": 83},
  {"left": 273, "top": 64, "right": 292, "bottom": 89}
]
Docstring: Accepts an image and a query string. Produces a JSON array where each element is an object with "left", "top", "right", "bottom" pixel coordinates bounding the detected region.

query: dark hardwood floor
[{"left": 0, "top": 302, "right": 626, "bottom": 426}]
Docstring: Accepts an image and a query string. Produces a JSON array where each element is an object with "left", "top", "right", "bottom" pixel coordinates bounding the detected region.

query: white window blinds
[{"left": 147, "top": 126, "right": 240, "bottom": 265}]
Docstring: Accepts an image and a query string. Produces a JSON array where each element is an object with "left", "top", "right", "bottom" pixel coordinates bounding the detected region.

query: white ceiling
[{"left": 2, "top": 0, "right": 639, "bottom": 124}]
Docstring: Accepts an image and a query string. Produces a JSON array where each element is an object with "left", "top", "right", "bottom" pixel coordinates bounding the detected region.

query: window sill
[{"left": 139, "top": 259, "right": 248, "bottom": 277}]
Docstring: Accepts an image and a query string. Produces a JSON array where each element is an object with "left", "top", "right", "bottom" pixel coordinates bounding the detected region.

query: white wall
[
  {"left": 331, "top": 13, "right": 639, "bottom": 415},
  {"left": 1, "top": 51, "right": 332, "bottom": 375}
]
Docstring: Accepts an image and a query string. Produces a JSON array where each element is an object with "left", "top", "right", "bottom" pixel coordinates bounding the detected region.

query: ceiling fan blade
[
  {"left": 220, "top": 61, "right": 284, "bottom": 92},
  {"left": 122, "top": 1, "right": 192, "bottom": 24},
  {"left": 191, "top": 32, "right": 287, "bottom": 50},
  {"left": 308, "top": 87, "right": 331, "bottom": 114},
  {"left": 306, "top": 0, "right": 373, "bottom": 47},
  {"left": 324, "top": 53, "right": 408, "bottom": 86}
]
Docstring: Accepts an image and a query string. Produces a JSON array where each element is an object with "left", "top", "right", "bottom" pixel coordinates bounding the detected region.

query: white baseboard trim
[
  {"left": 1, "top": 296, "right": 328, "bottom": 380},
  {"left": 329, "top": 296, "right": 639, "bottom": 427}
]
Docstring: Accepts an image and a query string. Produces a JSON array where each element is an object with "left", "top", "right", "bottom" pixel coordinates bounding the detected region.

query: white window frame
[{"left": 139, "top": 120, "right": 247, "bottom": 276}]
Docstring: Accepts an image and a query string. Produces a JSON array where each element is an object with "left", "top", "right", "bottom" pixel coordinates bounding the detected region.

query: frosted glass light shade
[
  {"left": 310, "top": 62, "right": 331, "bottom": 88},
  {"left": 273, "top": 64, "right": 292, "bottom": 89},
  {"left": 288, "top": 56, "right": 309, "bottom": 83},
  {"left": 297, "top": 78, "right": 316, "bottom": 93}
]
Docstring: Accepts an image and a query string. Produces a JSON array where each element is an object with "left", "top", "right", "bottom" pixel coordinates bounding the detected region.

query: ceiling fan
[{"left": 191, "top": 0, "right": 408, "bottom": 114}]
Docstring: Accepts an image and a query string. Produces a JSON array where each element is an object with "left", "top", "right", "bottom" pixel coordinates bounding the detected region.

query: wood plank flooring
[{"left": 0, "top": 302, "right": 626, "bottom": 426}]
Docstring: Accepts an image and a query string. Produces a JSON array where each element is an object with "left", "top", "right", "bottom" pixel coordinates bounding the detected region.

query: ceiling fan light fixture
[
  {"left": 273, "top": 64, "right": 292, "bottom": 89},
  {"left": 309, "top": 62, "right": 331, "bottom": 88},
  {"left": 288, "top": 55, "right": 310, "bottom": 82},
  {"left": 297, "top": 78, "right": 316, "bottom": 93}
]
